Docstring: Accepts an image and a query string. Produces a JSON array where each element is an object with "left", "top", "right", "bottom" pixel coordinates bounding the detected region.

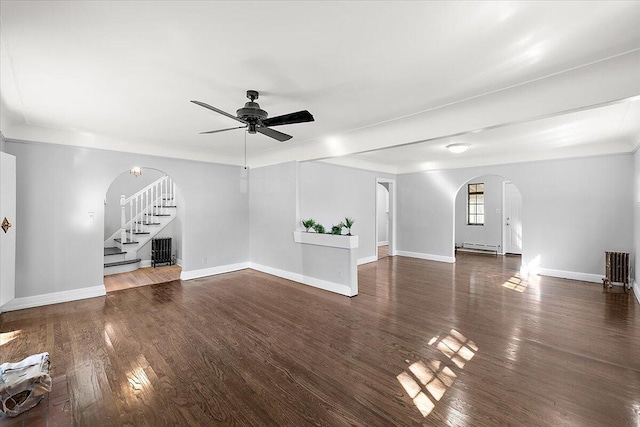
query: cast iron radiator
[
  {"left": 603, "top": 251, "right": 630, "bottom": 292},
  {"left": 151, "top": 238, "right": 172, "bottom": 267}
]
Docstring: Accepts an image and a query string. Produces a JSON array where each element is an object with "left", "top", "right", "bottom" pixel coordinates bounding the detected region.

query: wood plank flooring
[
  {"left": 103, "top": 265, "right": 182, "bottom": 292},
  {"left": 1, "top": 253, "right": 638, "bottom": 426}
]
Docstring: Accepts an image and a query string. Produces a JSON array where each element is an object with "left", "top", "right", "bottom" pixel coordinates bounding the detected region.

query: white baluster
[
  {"left": 129, "top": 200, "right": 133, "bottom": 239},
  {"left": 135, "top": 196, "right": 139, "bottom": 232},
  {"left": 162, "top": 177, "right": 166, "bottom": 214},
  {"left": 145, "top": 189, "right": 149, "bottom": 225},
  {"left": 120, "top": 195, "right": 126, "bottom": 247}
]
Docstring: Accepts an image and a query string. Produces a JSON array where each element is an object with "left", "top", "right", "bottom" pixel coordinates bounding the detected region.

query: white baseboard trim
[
  {"left": 377, "top": 241, "right": 389, "bottom": 247},
  {"left": 537, "top": 268, "right": 602, "bottom": 283},
  {"left": 396, "top": 250, "right": 455, "bottom": 264},
  {"left": 140, "top": 260, "right": 152, "bottom": 268},
  {"left": 180, "top": 262, "right": 250, "bottom": 281},
  {"left": 633, "top": 280, "right": 640, "bottom": 305},
  {"left": 249, "top": 262, "right": 354, "bottom": 297},
  {"left": 358, "top": 255, "right": 378, "bottom": 265},
  {"left": 177, "top": 258, "right": 183, "bottom": 266},
  {"left": 1, "top": 285, "right": 106, "bottom": 312}
]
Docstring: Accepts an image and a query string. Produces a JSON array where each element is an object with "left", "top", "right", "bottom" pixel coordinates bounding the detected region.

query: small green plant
[
  {"left": 343, "top": 217, "right": 355, "bottom": 235},
  {"left": 301, "top": 218, "right": 316, "bottom": 232},
  {"left": 331, "top": 224, "right": 344, "bottom": 235},
  {"left": 312, "top": 223, "right": 326, "bottom": 234}
]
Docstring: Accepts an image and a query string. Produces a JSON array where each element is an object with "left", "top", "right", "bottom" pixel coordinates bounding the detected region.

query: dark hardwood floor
[
  {"left": 1, "top": 253, "right": 638, "bottom": 426},
  {"left": 104, "top": 265, "right": 182, "bottom": 292}
]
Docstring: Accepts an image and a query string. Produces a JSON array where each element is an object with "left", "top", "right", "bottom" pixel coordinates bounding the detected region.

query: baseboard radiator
[
  {"left": 461, "top": 242, "right": 500, "bottom": 255},
  {"left": 603, "top": 251, "right": 630, "bottom": 292},
  {"left": 151, "top": 238, "right": 173, "bottom": 268}
]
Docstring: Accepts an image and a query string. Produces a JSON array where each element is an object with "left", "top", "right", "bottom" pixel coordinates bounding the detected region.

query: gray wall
[
  {"left": 455, "top": 175, "right": 503, "bottom": 249},
  {"left": 249, "top": 161, "right": 301, "bottom": 272},
  {"left": 249, "top": 161, "right": 395, "bottom": 286},
  {"left": 398, "top": 154, "right": 633, "bottom": 276},
  {"left": 299, "top": 161, "right": 394, "bottom": 262},
  {"left": 5, "top": 140, "right": 249, "bottom": 298},
  {"left": 104, "top": 168, "right": 164, "bottom": 238}
]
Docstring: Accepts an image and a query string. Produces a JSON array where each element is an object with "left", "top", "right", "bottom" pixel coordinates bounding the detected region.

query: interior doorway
[
  {"left": 503, "top": 181, "right": 523, "bottom": 255},
  {"left": 454, "top": 175, "right": 523, "bottom": 258},
  {"left": 103, "top": 167, "right": 183, "bottom": 287},
  {"left": 376, "top": 178, "right": 396, "bottom": 259}
]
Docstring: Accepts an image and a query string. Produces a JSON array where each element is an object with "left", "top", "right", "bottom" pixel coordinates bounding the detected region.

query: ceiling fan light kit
[{"left": 191, "top": 90, "right": 314, "bottom": 142}]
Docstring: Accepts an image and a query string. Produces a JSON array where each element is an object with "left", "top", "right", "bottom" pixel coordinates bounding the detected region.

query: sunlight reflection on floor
[
  {"left": 502, "top": 273, "right": 528, "bottom": 292},
  {"left": 397, "top": 329, "right": 478, "bottom": 418},
  {"left": 0, "top": 330, "right": 21, "bottom": 346}
]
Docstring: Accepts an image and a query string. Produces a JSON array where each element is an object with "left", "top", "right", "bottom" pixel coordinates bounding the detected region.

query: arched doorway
[
  {"left": 103, "top": 167, "right": 183, "bottom": 289},
  {"left": 454, "top": 174, "right": 522, "bottom": 257}
]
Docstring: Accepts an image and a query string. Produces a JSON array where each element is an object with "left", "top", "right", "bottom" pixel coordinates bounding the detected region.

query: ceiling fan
[{"left": 191, "top": 90, "right": 314, "bottom": 142}]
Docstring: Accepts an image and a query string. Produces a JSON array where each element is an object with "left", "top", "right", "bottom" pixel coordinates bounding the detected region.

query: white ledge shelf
[{"left": 293, "top": 231, "right": 359, "bottom": 249}]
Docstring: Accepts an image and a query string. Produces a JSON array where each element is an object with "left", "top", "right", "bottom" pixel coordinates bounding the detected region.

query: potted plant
[
  {"left": 301, "top": 218, "right": 316, "bottom": 232},
  {"left": 331, "top": 223, "right": 344, "bottom": 235},
  {"left": 312, "top": 223, "right": 326, "bottom": 234},
  {"left": 343, "top": 217, "right": 355, "bottom": 236}
]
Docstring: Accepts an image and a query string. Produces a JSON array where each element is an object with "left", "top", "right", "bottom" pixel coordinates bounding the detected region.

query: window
[{"left": 467, "top": 183, "right": 484, "bottom": 225}]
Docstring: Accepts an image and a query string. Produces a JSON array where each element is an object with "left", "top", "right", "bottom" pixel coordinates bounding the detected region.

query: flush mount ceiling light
[
  {"left": 130, "top": 166, "right": 142, "bottom": 177},
  {"left": 446, "top": 143, "right": 470, "bottom": 153}
]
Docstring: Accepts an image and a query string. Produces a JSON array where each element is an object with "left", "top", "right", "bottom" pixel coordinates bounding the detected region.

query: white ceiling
[{"left": 1, "top": 1, "right": 639, "bottom": 173}]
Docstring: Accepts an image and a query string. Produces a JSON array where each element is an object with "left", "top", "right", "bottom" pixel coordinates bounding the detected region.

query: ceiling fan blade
[
  {"left": 261, "top": 110, "right": 314, "bottom": 127},
  {"left": 190, "top": 100, "right": 247, "bottom": 124},
  {"left": 199, "top": 125, "right": 247, "bottom": 135},
  {"left": 256, "top": 126, "right": 293, "bottom": 142}
]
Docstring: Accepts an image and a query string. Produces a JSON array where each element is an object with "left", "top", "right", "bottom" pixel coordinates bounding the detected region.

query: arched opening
[
  {"left": 454, "top": 174, "right": 522, "bottom": 258},
  {"left": 376, "top": 182, "right": 390, "bottom": 259},
  {"left": 376, "top": 177, "right": 396, "bottom": 259},
  {"left": 102, "top": 167, "right": 183, "bottom": 290}
]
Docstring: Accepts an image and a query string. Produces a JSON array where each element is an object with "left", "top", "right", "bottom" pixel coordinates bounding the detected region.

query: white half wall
[
  {"left": 249, "top": 161, "right": 394, "bottom": 296},
  {"left": 398, "top": 154, "right": 634, "bottom": 278}
]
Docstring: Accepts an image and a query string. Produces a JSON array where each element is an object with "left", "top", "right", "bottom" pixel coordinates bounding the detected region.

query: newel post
[{"left": 120, "top": 194, "right": 127, "bottom": 244}]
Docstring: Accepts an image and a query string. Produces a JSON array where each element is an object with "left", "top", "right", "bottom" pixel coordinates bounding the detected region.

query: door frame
[
  {"left": 502, "top": 180, "right": 523, "bottom": 255},
  {"left": 376, "top": 178, "right": 396, "bottom": 258}
]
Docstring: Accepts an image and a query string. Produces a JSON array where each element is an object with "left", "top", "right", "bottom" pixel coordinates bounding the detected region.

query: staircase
[{"left": 104, "top": 175, "right": 177, "bottom": 275}]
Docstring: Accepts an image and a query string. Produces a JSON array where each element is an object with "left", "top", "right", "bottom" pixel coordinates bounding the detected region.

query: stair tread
[
  {"left": 104, "top": 258, "right": 141, "bottom": 268},
  {"left": 136, "top": 221, "right": 161, "bottom": 225},
  {"left": 114, "top": 238, "right": 138, "bottom": 244},
  {"left": 154, "top": 205, "right": 177, "bottom": 208},
  {"left": 128, "top": 230, "right": 151, "bottom": 235},
  {"left": 104, "top": 247, "right": 127, "bottom": 256},
  {"left": 149, "top": 214, "right": 172, "bottom": 217}
]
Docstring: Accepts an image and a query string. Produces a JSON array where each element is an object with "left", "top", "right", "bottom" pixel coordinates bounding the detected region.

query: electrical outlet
[
  {"left": 337, "top": 271, "right": 342, "bottom": 278},
  {"left": 88, "top": 211, "right": 94, "bottom": 221}
]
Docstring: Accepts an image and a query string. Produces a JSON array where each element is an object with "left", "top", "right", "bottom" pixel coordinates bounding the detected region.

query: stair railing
[{"left": 119, "top": 175, "right": 176, "bottom": 244}]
